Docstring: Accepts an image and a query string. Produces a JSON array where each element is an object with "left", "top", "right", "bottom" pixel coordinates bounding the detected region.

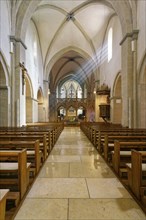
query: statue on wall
[{"left": 19, "top": 62, "right": 27, "bottom": 95}]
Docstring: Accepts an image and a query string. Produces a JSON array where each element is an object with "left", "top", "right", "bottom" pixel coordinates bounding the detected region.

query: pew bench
[
  {"left": 111, "top": 141, "right": 146, "bottom": 176},
  {"left": 0, "top": 134, "right": 47, "bottom": 161},
  {"left": 0, "top": 150, "right": 31, "bottom": 200},
  {"left": 94, "top": 131, "right": 142, "bottom": 151},
  {"left": 126, "top": 150, "right": 146, "bottom": 208},
  {"left": 0, "top": 140, "right": 41, "bottom": 175},
  {"left": 0, "top": 189, "right": 9, "bottom": 220},
  {"left": 103, "top": 135, "right": 146, "bottom": 161}
]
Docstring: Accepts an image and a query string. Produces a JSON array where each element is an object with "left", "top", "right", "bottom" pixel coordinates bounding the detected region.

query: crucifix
[{"left": 19, "top": 62, "right": 27, "bottom": 95}]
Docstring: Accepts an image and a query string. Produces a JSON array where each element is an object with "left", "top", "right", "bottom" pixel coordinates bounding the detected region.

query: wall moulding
[
  {"left": 0, "top": 86, "right": 9, "bottom": 90},
  {"left": 9, "top": 36, "right": 27, "bottom": 50},
  {"left": 119, "top": 30, "right": 139, "bottom": 46}
]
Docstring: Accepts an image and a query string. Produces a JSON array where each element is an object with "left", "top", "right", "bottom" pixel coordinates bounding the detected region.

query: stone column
[
  {"left": 49, "top": 91, "right": 57, "bottom": 121},
  {"left": 120, "top": 35, "right": 133, "bottom": 127},
  {"left": 43, "top": 80, "right": 49, "bottom": 122},
  {"left": 0, "top": 86, "right": 10, "bottom": 126},
  {"left": 10, "top": 36, "right": 27, "bottom": 126},
  {"left": 131, "top": 31, "right": 139, "bottom": 128},
  {"left": 10, "top": 37, "right": 16, "bottom": 126},
  {"left": 120, "top": 30, "right": 138, "bottom": 128}
]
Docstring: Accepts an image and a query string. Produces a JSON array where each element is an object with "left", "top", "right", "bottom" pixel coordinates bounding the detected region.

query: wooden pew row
[
  {"left": 0, "top": 189, "right": 9, "bottom": 220},
  {"left": 26, "top": 122, "right": 64, "bottom": 128},
  {"left": 111, "top": 141, "right": 146, "bottom": 176},
  {"left": 0, "top": 129, "right": 56, "bottom": 154},
  {"left": 0, "top": 123, "right": 64, "bottom": 161},
  {"left": 0, "top": 134, "right": 47, "bottom": 161},
  {"left": 102, "top": 135, "right": 146, "bottom": 161},
  {"left": 0, "top": 122, "right": 64, "bottom": 132},
  {"left": 22, "top": 127, "right": 62, "bottom": 150},
  {"left": 0, "top": 150, "right": 31, "bottom": 200},
  {"left": 126, "top": 150, "right": 146, "bottom": 209},
  {"left": 94, "top": 130, "right": 146, "bottom": 150},
  {"left": 80, "top": 121, "right": 146, "bottom": 134},
  {"left": 25, "top": 122, "right": 64, "bottom": 137},
  {"left": 80, "top": 122, "right": 146, "bottom": 147},
  {"left": 14, "top": 123, "right": 63, "bottom": 149},
  {"left": 0, "top": 123, "right": 64, "bottom": 218},
  {"left": 0, "top": 122, "right": 64, "bottom": 146},
  {"left": 0, "top": 140, "right": 41, "bottom": 175}
]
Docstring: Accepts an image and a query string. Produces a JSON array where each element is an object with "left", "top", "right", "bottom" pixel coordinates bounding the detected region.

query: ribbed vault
[{"left": 14, "top": 0, "right": 134, "bottom": 93}]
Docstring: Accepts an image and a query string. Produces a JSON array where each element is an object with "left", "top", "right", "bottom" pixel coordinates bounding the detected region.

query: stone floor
[{"left": 14, "top": 127, "right": 146, "bottom": 220}]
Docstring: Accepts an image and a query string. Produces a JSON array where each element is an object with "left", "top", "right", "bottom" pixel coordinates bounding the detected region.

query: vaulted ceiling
[{"left": 29, "top": 1, "right": 115, "bottom": 89}]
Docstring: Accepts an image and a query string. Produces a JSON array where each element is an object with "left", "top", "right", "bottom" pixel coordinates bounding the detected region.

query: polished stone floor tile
[
  {"left": 46, "top": 155, "right": 81, "bottom": 162},
  {"left": 27, "top": 178, "right": 89, "bottom": 198},
  {"left": 70, "top": 162, "right": 115, "bottom": 178},
  {"left": 15, "top": 198, "right": 68, "bottom": 220},
  {"left": 60, "top": 148, "right": 92, "bottom": 155},
  {"left": 86, "top": 178, "right": 132, "bottom": 198},
  {"left": 69, "top": 198, "right": 146, "bottom": 219},
  {"left": 38, "top": 162, "right": 69, "bottom": 178},
  {"left": 50, "top": 148, "right": 61, "bottom": 155},
  {"left": 55, "top": 144, "right": 91, "bottom": 149},
  {"left": 80, "top": 154, "right": 105, "bottom": 163}
]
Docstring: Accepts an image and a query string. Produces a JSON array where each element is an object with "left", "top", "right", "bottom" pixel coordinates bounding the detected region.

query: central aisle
[{"left": 15, "top": 127, "right": 146, "bottom": 220}]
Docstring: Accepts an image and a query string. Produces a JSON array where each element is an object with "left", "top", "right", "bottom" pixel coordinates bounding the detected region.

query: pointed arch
[
  {"left": 0, "top": 54, "right": 10, "bottom": 126},
  {"left": 25, "top": 73, "right": 34, "bottom": 123},
  {"left": 37, "top": 87, "right": 45, "bottom": 122},
  {"left": 111, "top": 72, "right": 122, "bottom": 124},
  {"left": 137, "top": 53, "right": 146, "bottom": 128}
]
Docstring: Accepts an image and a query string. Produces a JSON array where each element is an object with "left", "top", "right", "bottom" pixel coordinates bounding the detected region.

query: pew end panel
[{"left": 0, "top": 150, "right": 31, "bottom": 200}]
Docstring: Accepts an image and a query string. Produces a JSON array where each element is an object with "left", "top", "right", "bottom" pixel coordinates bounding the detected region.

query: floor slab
[
  {"left": 38, "top": 162, "right": 69, "bottom": 178},
  {"left": 69, "top": 198, "right": 146, "bottom": 220},
  {"left": 15, "top": 198, "right": 68, "bottom": 220},
  {"left": 27, "top": 178, "right": 89, "bottom": 198},
  {"left": 70, "top": 163, "right": 115, "bottom": 178},
  {"left": 46, "top": 155, "right": 81, "bottom": 163},
  {"left": 86, "top": 178, "right": 132, "bottom": 198}
]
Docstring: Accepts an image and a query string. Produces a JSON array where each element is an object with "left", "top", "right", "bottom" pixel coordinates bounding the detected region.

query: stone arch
[
  {"left": 0, "top": 52, "right": 10, "bottom": 86},
  {"left": 57, "top": 105, "right": 66, "bottom": 121},
  {"left": 0, "top": 54, "right": 10, "bottom": 126},
  {"left": 37, "top": 87, "right": 45, "bottom": 122},
  {"left": 137, "top": 53, "right": 146, "bottom": 128},
  {"left": 111, "top": 73, "right": 122, "bottom": 124},
  {"left": 25, "top": 74, "right": 34, "bottom": 123},
  {"left": 45, "top": 46, "right": 96, "bottom": 80}
]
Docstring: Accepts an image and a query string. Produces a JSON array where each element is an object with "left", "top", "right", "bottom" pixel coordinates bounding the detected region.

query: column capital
[
  {"left": 9, "top": 35, "right": 27, "bottom": 50},
  {"left": 120, "top": 30, "right": 139, "bottom": 45}
]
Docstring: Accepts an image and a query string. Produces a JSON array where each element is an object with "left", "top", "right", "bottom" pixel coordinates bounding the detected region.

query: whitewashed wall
[
  {"left": 25, "top": 20, "right": 44, "bottom": 122},
  {"left": 25, "top": 20, "right": 44, "bottom": 99},
  {"left": 99, "top": 16, "right": 122, "bottom": 93},
  {"left": 0, "top": 0, "right": 11, "bottom": 67},
  {"left": 137, "top": 0, "right": 146, "bottom": 68}
]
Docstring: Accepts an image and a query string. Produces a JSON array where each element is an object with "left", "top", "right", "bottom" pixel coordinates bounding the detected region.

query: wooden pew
[
  {"left": 126, "top": 150, "right": 146, "bottom": 207},
  {"left": 0, "top": 189, "right": 9, "bottom": 220},
  {"left": 80, "top": 122, "right": 146, "bottom": 151},
  {"left": 0, "top": 134, "right": 47, "bottom": 161},
  {"left": 0, "top": 150, "right": 31, "bottom": 199},
  {"left": 103, "top": 135, "right": 146, "bottom": 161},
  {"left": 112, "top": 141, "right": 146, "bottom": 175},
  {"left": 0, "top": 140, "right": 41, "bottom": 175}
]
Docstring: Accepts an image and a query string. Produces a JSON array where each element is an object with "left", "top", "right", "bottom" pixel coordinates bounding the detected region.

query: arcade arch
[
  {"left": 138, "top": 54, "right": 146, "bottom": 128},
  {"left": 0, "top": 60, "right": 10, "bottom": 126},
  {"left": 112, "top": 73, "right": 122, "bottom": 124}
]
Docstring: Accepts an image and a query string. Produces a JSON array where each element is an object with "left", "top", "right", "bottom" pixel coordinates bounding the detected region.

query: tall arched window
[
  {"left": 108, "top": 28, "right": 113, "bottom": 62},
  {"left": 59, "top": 80, "right": 82, "bottom": 99}
]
